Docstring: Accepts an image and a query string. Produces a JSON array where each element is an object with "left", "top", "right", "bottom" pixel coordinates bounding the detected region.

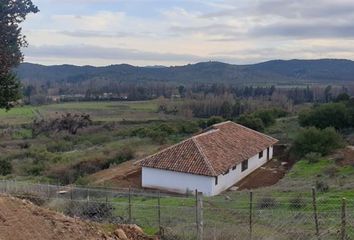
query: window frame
[
  {"left": 242, "top": 159, "right": 248, "bottom": 172},
  {"left": 259, "top": 151, "right": 264, "bottom": 159},
  {"left": 215, "top": 176, "right": 218, "bottom": 185}
]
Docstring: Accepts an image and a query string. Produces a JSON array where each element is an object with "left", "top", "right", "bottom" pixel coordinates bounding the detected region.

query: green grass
[{"left": 0, "top": 101, "right": 163, "bottom": 125}]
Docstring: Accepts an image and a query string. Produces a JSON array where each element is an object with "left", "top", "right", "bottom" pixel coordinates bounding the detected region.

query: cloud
[
  {"left": 25, "top": 44, "right": 205, "bottom": 62},
  {"left": 23, "top": 0, "right": 354, "bottom": 65}
]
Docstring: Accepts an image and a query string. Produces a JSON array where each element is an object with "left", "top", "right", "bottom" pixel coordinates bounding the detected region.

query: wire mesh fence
[{"left": 0, "top": 179, "right": 353, "bottom": 240}]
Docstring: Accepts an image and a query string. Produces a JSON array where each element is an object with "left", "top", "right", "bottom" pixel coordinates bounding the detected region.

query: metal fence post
[
  {"left": 195, "top": 189, "right": 199, "bottom": 238},
  {"left": 249, "top": 191, "right": 253, "bottom": 240},
  {"left": 157, "top": 191, "right": 161, "bottom": 235},
  {"left": 341, "top": 198, "right": 347, "bottom": 240},
  {"left": 312, "top": 187, "right": 320, "bottom": 239},
  {"left": 128, "top": 187, "right": 132, "bottom": 223}
]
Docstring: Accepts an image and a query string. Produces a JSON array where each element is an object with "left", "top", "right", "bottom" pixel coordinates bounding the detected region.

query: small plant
[
  {"left": 257, "top": 197, "right": 278, "bottom": 209},
  {"left": 316, "top": 180, "right": 329, "bottom": 193},
  {"left": 304, "top": 152, "right": 322, "bottom": 163},
  {"left": 0, "top": 159, "right": 12, "bottom": 175},
  {"left": 289, "top": 195, "right": 306, "bottom": 209},
  {"left": 324, "top": 166, "right": 338, "bottom": 177}
]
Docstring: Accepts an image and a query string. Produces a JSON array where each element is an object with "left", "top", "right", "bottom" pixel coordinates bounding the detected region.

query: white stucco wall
[
  {"left": 142, "top": 146, "right": 274, "bottom": 196},
  {"left": 142, "top": 167, "right": 214, "bottom": 195}
]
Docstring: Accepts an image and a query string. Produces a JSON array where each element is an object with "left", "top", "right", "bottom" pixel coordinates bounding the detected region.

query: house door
[{"left": 267, "top": 147, "right": 270, "bottom": 161}]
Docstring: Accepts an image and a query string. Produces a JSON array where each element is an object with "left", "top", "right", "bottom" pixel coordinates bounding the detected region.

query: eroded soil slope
[{"left": 0, "top": 195, "right": 154, "bottom": 240}]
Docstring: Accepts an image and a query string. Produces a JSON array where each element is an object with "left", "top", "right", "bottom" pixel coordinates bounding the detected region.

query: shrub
[
  {"left": 299, "top": 103, "right": 350, "bottom": 130},
  {"left": 206, "top": 116, "right": 224, "bottom": 127},
  {"left": 0, "top": 159, "right": 12, "bottom": 175},
  {"left": 64, "top": 201, "right": 115, "bottom": 222},
  {"left": 254, "top": 110, "right": 276, "bottom": 127},
  {"left": 108, "top": 146, "right": 134, "bottom": 166},
  {"left": 316, "top": 180, "right": 329, "bottom": 193},
  {"left": 293, "top": 127, "right": 344, "bottom": 158},
  {"left": 237, "top": 115, "right": 265, "bottom": 132},
  {"left": 257, "top": 197, "right": 278, "bottom": 209},
  {"left": 289, "top": 196, "right": 307, "bottom": 209},
  {"left": 304, "top": 152, "right": 322, "bottom": 163},
  {"left": 324, "top": 166, "right": 338, "bottom": 178}
]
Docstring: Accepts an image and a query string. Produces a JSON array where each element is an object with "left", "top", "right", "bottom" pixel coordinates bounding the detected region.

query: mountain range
[{"left": 16, "top": 59, "right": 354, "bottom": 85}]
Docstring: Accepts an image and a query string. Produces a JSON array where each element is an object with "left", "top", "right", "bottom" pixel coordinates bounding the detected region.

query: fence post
[
  {"left": 249, "top": 191, "right": 253, "bottom": 240},
  {"left": 195, "top": 189, "right": 199, "bottom": 238},
  {"left": 197, "top": 192, "right": 204, "bottom": 240},
  {"left": 341, "top": 198, "right": 347, "bottom": 240},
  {"left": 157, "top": 191, "right": 161, "bottom": 235},
  {"left": 128, "top": 187, "right": 132, "bottom": 223},
  {"left": 87, "top": 188, "right": 90, "bottom": 209},
  {"left": 312, "top": 187, "right": 320, "bottom": 239}
]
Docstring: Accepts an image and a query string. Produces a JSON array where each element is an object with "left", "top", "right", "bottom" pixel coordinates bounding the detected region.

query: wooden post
[
  {"left": 128, "top": 187, "right": 132, "bottom": 223},
  {"left": 197, "top": 192, "right": 204, "bottom": 240},
  {"left": 249, "top": 191, "right": 253, "bottom": 240},
  {"left": 341, "top": 198, "right": 347, "bottom": 240},
  {"left": 157, "top": 191, "right": 161, "bottom": 235},
  {"left": 312, "top": 187, "right": 320, "bottom": 239}
]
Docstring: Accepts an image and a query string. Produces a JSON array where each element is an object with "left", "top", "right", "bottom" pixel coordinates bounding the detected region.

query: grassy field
[{"left": 0, "top": 100, "right": 169, "bottom": 125}]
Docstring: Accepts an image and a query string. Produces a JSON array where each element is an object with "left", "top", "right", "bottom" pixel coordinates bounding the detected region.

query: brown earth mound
[{"left": 0, "top": 195, "right": 155, "bottom": 240}]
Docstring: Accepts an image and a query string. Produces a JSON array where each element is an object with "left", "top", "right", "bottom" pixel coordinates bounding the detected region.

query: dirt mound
[
  {"left": 0, "top": 195, "right": 155, "bottom": 240},
  {"left": 88, "top": 160, "right": 142, "bottom": 188},
  {"left": 332, "top": 146, "right": 354, "bottom": 166}
]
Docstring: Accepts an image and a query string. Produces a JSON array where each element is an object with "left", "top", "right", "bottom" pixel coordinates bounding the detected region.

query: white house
[{"left": 140, "top": 121, "right": 278, "bottom": 196}]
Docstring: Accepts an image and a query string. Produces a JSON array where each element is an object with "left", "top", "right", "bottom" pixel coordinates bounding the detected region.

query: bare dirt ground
[
  {"left": 332, "top": 145, "right": 354, "bottom": 166},
  {"left": 88, "top": 160, "right": 142, "bottom": 188},
  {"left": 235, "top": 159, "right": 287, "bottom": 190},
  {"left": 0, "top": 195, "right": 155, "bottom": 240}
]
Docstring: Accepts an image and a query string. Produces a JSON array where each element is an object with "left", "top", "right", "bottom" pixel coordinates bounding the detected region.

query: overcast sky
[{"left": 23, "top": 0, "right": 354, "bottom": 66}]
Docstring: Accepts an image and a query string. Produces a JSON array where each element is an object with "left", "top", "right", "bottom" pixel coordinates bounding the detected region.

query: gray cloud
[
  {"left": 25, "top": 44, "right": 206, "bottom": 62},
  {"left": 60, "top": 30, "right": 133, "bottom": 38}
]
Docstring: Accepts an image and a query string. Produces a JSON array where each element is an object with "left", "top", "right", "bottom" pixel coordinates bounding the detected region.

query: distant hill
[{"left": 16, "top": 59, "right": 354, "bottom": 84}]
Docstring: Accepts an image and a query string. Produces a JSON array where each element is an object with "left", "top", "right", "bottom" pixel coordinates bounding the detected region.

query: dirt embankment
[{"left": 0, "top": 195, "right": 155, "bottom": 240}]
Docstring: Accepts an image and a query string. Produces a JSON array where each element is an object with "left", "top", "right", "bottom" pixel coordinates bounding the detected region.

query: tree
[
  {"left": 24, "top": 84, "right": 36, "bottom": 103},
  {"left": 237, "top": 115, "right": 265, "bottom": 132},
  {"left": 335, "top": 93, "right": 350, "bottom": 102},
  {"left": 0, "top": 0, "right": 39, "bottom": 109},
  {"left": 299, "top": 103, "right": 350, "bottom": 130},
  {"left": 32, "top": 113, "right": 92, "bottom": 136},
  {"left": 220, "top": 100, "right": 232, "bottom": 119}
]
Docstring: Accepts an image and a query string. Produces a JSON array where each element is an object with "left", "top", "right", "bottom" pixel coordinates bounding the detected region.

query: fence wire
[{"left": 0, "top": 180, "right": 352, "bottom": 240}]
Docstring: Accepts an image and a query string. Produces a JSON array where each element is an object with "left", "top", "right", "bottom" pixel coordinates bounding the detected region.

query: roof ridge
[
  {"left": 192, "top": 137, "right": 217, "bottom": 176},
  {"left": 230, "top": 121, "right": 278, "bottom": 142}
]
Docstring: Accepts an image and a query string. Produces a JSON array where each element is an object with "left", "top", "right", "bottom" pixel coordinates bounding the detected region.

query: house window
[
  {"left": 232, "top": 165, "right": 237, "bottom": 170},
  {"left": 242, "top": 160, "right": 248, "bottom": 172},
  {"left": 215, "top": 176, "right": 218, "bottom": 185},
  {"left": 259, "top": 151, "right": 264, "bottom": 159}
]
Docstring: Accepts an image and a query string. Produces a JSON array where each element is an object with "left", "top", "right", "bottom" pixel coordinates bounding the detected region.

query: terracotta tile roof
[{"left": 140, "top": 121, "right": 278, "bottom": 176}]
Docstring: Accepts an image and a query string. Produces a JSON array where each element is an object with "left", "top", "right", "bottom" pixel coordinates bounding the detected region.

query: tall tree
[{"left": 0, "top": 0, "right": 39, "bottom": 109}]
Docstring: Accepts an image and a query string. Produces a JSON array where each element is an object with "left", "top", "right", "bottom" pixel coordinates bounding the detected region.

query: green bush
[
  {"left": 316, "top": 180, "right": 329, "bottom": 193},
  {"left": 304, "top": 152, "right": 322, "bottom": 163},
  {"left": 299, "top": 103, "right": 350, "bottom": 129},
  {"left": 237, "top": 115, "right": 265, "bottom": 132},
  {"left": 293, "top": 127, "right": 344, "bottom": 158},
  {"left": 206, "top": 116, "right": 224, "bottom": 127},
  {"left": 108, "top": 146, "right": 134, "bottom": 165},
  {"left": 0, "top": 159, "right": 12, "bottom": 175}
]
